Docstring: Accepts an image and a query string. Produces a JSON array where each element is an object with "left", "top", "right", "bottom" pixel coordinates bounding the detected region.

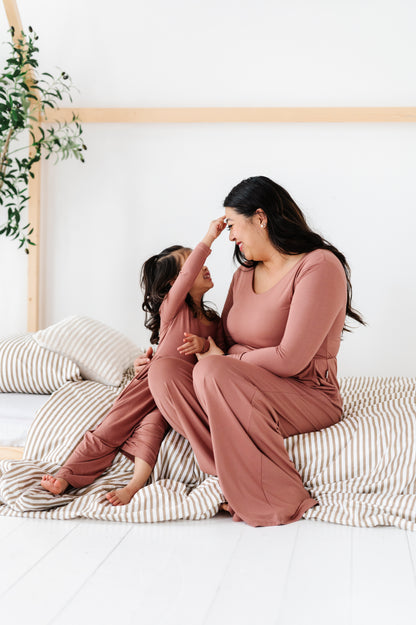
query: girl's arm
[
  {"left": 161, "top": 217, "right": 226, "bottom": 324},
  {"left": 161, "top": 243, "right": 211, "bottom": 323}
]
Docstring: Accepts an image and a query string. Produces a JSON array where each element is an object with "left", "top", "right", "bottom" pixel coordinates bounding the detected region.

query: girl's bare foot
[
  {"left": 40, "top": 474, "right": 69, "bottom": 495},
  {"left": 106, "top": 486, "right": 136, "bottom": 506},
  {"left": 106, "top": 457, "right": 152, "bottom": 506}
]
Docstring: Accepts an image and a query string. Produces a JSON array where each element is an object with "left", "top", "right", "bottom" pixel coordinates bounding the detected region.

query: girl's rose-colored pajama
[
  {"left": 149, "top": 249, "right": 347, "bottom": 527},
  {"left": 56, "top": 243, "right": 222, "bottom": 488}
]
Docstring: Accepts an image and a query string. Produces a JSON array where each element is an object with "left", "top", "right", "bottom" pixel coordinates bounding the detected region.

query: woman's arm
[{"left": 228, "top": 257, "right": 347, "bottom": 377}]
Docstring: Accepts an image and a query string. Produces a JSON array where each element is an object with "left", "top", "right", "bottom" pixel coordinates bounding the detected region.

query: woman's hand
[
  {"left": 202, "top": 216, "right": 227, "bottom": 248},
  {"left": 134, "top": 346, "right": 153, "bottom": 374},
  {"left": 196, "top": 336, "right": 224, "bottom": 360},
  {"left": 177, "top": 333, "right": 207, "bottom": 356}
]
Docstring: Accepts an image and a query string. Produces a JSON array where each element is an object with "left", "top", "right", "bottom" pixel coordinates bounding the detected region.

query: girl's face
[
  {"left": 225, "top": 207, "right": 264, "bottom": 261},
  {"left": 189, "top": 262, "right": 214, "bottom": 298},
  {"left": 172, "top": 249, "right": 213, "bottom": 298}
]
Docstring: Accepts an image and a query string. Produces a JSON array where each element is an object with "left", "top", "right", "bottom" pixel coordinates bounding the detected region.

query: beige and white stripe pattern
[
  {"left": 0, "top": 375, "right": 415, "bottom": 528},
  {"left": 0, "top": 370, "right": 224, "bottom": 522},
  {"left": 0, "top": 335, "right": 82, "bottom": 394},
  {"left": 294, "top": 376, "right": 416, "bottom": 529},
  {"left": 33, "top": 316, "right": 141, "bottom": 387}
]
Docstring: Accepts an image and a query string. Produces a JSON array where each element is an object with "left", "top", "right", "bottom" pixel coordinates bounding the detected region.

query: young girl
[{"left": 40, "top": 216, "right": 226, "bottom": 505}]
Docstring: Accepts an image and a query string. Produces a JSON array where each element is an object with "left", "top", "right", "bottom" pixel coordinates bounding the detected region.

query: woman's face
[{"left": 225, "top": 207, "right": 263, "bottom": 261}]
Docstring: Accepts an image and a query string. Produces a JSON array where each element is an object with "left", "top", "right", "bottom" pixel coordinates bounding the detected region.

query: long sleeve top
[
  {"left": 222, "top": 249, "right": 347, "bottom": 401},
  {"left": 154, "top": 242, "right": 223, "bottom": 363}
]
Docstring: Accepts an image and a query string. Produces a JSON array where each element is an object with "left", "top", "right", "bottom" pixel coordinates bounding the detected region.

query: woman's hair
[
  {"left": 223, "top": 175, "right": 365, "bottom": 331},
  {"left": 141, "top": 245, "right": 218, "bottom": 344}
]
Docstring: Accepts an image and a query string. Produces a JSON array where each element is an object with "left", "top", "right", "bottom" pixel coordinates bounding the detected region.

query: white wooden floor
[{"left": 1, "top": 513, "right": 415, "bottom": 625}]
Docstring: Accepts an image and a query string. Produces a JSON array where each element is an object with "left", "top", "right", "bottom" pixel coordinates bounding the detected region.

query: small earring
[{"left": 261, "top": 223, "right": 265, "bottom": 229}]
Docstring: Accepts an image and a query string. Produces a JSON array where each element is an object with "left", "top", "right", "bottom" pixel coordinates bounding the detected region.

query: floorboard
[
  {"left": 0, "top": 518, "right": 80, "bottom": 598},
  {"left": 52, "top": 515, "right": 245, "bottom": 625},
  {"left": 350, "top": 526, "right": 416, "bottom": 625},
  {"left": 407, "top": 530, "right": 416, "bottom": 582},
  {"left": 0, "top": 516, "right": 415, "bottom": 625},
  {"left": 277, "top": 520, "right": 352, "bottom": 625},
  {"left": 1, "top": 518, "right": 132, "bottom": 625},
  {"left": 203, "top": 520, "right": 299, "bottom": 625}
]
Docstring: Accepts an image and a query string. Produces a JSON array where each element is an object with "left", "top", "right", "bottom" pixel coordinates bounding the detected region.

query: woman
[{"left": 148, "top": 176, "right": 365, "bottom": 527}]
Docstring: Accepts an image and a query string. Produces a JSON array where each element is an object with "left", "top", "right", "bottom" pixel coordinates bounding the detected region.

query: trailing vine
[{"left": 0, "top": 26, "right": 86, "bottom": 252}]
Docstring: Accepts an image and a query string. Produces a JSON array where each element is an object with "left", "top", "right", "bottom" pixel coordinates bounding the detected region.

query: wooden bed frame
[{"left": 3, "top": 0, "right": 416, "bottom": 333}]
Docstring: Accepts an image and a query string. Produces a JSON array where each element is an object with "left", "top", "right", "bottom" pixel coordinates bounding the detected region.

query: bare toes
[
  {"left": 220, "top": 502, "right": 232, "bottom": 514},
  {"left": 40, "top": 475, "right": 68, "bottom": 495},
  {"left": 106, "top": 492, "right": 119, "bottom": 506}
]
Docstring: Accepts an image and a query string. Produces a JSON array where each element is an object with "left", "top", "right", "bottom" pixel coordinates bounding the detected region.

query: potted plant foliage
[{"left": 0, "top": 26, "right": 86, "bottom": 253}]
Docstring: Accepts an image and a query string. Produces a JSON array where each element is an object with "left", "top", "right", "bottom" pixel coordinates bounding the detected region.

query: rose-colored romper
[
  {"left": 57, "top": 242, "right": 222, "bottom": 488},
  {"left": 148, "top": 249, "right": 347, "bottom": 526}
]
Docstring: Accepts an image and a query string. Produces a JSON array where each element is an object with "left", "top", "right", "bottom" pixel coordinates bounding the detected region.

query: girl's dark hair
[
  {"left": 140, "top": 245, "right": 218, "bottom": 344},
  {"left": 224, "top": 175, "right": 365, "bottom": 331}
]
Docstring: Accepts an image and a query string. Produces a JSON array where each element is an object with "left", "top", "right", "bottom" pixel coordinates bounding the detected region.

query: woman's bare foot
[
  {"left": 220, "top": 502, "right": 232, "bottom": 514},
  {"left": 40, "top": 474, "right": 69, "bottom": 495},
  {"left": 106, "top": 486, "right": 136, "bottom": 506}
]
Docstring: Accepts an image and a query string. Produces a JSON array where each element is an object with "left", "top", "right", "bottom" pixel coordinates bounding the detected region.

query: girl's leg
[
  {"left": 41, "top": 371, "right": 157, "bottom": 494},
  {"left": 120, "top": 409, "right": 170, "bottom": 468},
  {"left": 106, "top": 409, "right": 170, "bottom": 506},
  {"left": 106, "top": 457, "right": 153, "bottom": 506}
]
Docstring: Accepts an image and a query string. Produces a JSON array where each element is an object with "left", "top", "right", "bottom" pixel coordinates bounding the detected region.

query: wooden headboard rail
[{"left": 3, "top": 0, "right": 416, "bottom": 332}]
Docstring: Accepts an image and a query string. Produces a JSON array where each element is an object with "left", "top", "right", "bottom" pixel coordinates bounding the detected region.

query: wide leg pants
[
  {"left": 56, "top": 369, "right": 169, "bottom": 488},
  {"left": 148, "top": 355, "right": 342, "bottom": 527}
]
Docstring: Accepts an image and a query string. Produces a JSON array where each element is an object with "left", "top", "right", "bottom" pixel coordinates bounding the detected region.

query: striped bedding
[{"left": 0, "top": 374, "right": 415, "bottom": 529}]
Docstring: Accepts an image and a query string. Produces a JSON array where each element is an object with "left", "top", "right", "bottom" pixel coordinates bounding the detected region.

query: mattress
[{"left": 0, "top": 392, "right": 50, "bottom": 447}]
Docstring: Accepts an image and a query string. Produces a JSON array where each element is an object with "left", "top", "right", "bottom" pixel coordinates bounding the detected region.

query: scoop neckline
[{"left": 250, "top": 252, "right": 310, "bottom": 295}]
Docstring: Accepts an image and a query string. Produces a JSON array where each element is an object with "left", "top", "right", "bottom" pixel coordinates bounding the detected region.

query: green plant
[{"left": 0, "top": 26, "right": 86, "bottom": 253}]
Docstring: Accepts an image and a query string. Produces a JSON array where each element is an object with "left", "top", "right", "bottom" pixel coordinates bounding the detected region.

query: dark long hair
[
  {"left": 223, "top": 176, "right": 365, "bottom": 331},
  {"left": 140, "top": 245, "right": 218, "bottom": 344}
]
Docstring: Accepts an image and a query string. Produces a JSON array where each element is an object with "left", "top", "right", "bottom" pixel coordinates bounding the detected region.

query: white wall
[{"left": 1, "top": 0, "right": 415, "bottom": 377}]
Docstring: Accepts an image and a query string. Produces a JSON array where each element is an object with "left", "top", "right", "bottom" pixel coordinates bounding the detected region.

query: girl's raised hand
[{"left": 202, "top": 216, "right": 227, "bottom": 248}]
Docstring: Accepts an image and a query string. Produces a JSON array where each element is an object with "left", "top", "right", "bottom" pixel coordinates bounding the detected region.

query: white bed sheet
[{"left": 0, "top": 392, "right": 50, "bottom": 446}]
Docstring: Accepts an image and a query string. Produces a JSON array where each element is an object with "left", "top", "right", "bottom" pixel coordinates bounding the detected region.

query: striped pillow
[
  {"left": 33, "top": 316, "right": 140, "bottom": 387},
  {"left": 0, "top": 334, "right": 82, "bottom": 394}
]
